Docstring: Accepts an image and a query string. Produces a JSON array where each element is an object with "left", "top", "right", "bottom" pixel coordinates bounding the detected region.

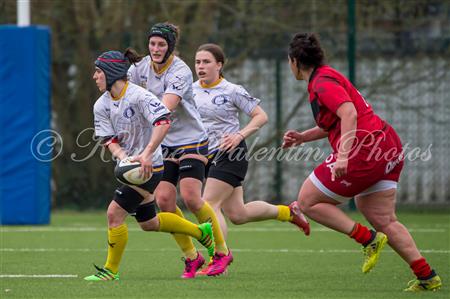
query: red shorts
[{"left": 310, "top": 124, "right": 404, "bottom": 202}]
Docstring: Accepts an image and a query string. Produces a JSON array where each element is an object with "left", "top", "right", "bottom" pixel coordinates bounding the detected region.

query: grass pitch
[{"left": 1, "top": 211, "right": 449, "bottom": 298}]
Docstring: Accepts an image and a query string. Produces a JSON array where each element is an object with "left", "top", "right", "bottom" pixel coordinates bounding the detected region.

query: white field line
[
  {"left": 0, "top": 227, "right": 447, "bottom": 233},
  {"left": 0, "top": 274, "right": 78, "bottom": 278},
  {"left": 0, "top": 247, "right": 448, "bottom": 254}
]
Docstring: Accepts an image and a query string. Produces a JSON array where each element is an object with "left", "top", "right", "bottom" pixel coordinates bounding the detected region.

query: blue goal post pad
[{"left": 0, "top": 25, "right": 52, "bottom": 224}]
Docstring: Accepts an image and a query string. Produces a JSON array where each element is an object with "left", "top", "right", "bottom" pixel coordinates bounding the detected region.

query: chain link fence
[{"left": 228, "top": 1, "right": 450, "bottom": 204}]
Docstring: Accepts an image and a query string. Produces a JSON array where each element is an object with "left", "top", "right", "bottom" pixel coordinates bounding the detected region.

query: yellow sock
[
  {"left": 276, "top": 205, "right": 293, "bottom": 222},
  {"left": 104, "top": 223, "right": 128, "bottom": 274},
  {"left": 194, "top": 202, "right": 228, "bottom": 254},
  {"left": 172, "top": 207, "right": 198, "bottom": 259},
  {"left": 158, "top": 212, "right": 201, "bottom": 240}
]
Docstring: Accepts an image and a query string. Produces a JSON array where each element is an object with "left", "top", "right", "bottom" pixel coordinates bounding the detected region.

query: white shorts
[{"left": 309, "top": 171, "right": 398, "bottom": 203}]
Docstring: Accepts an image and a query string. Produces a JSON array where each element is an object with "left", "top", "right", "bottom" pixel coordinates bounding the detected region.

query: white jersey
[
  {"left": 128, "top": 55, "right": 208, "bottom": 149},
  {"left": 192, "top": 78, "right": 261, "bottom": 154},
  {"left": 93, "top": 82, "right": 169, "bottom": 167}
]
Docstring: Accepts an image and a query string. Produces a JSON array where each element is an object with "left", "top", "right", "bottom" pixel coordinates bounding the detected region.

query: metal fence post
[
  {"left": 348, "top": 0, "right": 357, "bottom": 210},
  {"left": 275, "top": 58, "right": 283, "bottom": 203}
]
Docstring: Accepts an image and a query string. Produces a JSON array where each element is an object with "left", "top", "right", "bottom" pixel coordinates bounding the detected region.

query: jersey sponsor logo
[
  {"left": 123, "top": 107, "right": 136, "bottom": 119},
  {"left": 238, "top": 89, "right": 257, "bottom": 101},
  {"left": 385, "top": 152, "right": 404, "bottom": 174},
  {"left": 170, "top": 75, "right": 186, "bottom": 91},
  {"left": 341, "top": 180, "right": 352, "bottom": 187},
  {"left": 153, "top": 106, "right": 166, "bottom": 113},
  {"left": 212, "top": 94, "right": 230, "bottom": 106}
]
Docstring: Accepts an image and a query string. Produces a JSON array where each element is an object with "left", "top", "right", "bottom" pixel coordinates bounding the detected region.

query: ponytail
[{"left": 124, "top": 47, "right": 144, "bottom": 65}]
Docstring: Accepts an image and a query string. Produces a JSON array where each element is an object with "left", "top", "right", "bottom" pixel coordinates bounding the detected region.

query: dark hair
[
  {"left": 123, "top": 47, "right": 144, "bottom": 65},
  {"left": 196, "top": 43, "right": 226, "bottom": 77},
  {"left": 288, "top": 33, "right": 325, "bottom": 70},
  {"left": 165, "top": 22, "right": 180, "bottom": 42}
]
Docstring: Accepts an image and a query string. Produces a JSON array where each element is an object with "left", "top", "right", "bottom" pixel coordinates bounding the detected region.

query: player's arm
[
  {"left": 220, "top": 106, "right": 268, "bottom": 152},
  {"left": 332, "top": 102, "right": 357, "bottom": 180},
  {"left": 300, "top": 126, "right": 329, "bottom": 142},
  {"left": 161, "top": 93, "right": 181, "bottom": 111},
  {"left": 107, "top": 143, "right": 128, "bottom": 161},
  {"left": 282, "top": 126, "right": 328, "bottom": 148},
  {"left": 94, "top": 102, "right": 128, "bottom": 161},
  {"left": 132, "top": 115, "right": 171, "bottom": 178},
  {"left": 141, "top": 116, "right": 171, "bottom": 159},
  {"left": 99, "top": 137, "right": 127, "bottom": 160},
  {"left": 239, "top": 106, "right": 268, "bottom": 138}
]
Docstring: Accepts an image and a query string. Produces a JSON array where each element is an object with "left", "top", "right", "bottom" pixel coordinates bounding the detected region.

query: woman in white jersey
[
  {"left": 84, "top": 50, "right": 214, "bottom": 281},
  {"left": 127, "top": 23, "right": 230, "bottom": 278},
  {"left": 193, "top": 44, "right": 310, "bottom": 276}
]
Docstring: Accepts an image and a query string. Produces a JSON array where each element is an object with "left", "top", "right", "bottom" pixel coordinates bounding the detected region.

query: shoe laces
[
  {"left": 92, "top": 264, "right": 114, "bottom": 279},
  {"left": 407, "top": 279, "right": 418, "bottom": 287},
  {"left": 181, "top": 257, "right": 194, "bottom": 273},
  {"left": 210, "top": 252, "right": 227, "bottom": 267},
  {"left": 363, "top": 242, "right": 376, "bottom": 254},
  {"left": 213, "top": 252, "right": 224, "bottom": 261},
  {"left": 93, "top": 264, "right": 108, "bottom": 274},
  {"left": 407, "top": 279, "right": 430, "bottom": 290}
]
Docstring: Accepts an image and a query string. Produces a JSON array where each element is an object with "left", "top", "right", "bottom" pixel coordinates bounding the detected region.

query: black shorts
[
  {"left": 113, "top": 172, "right": 163, "bottom": 213},
  {"left": 137, "top": 172, "right": 163, "bottom": 194},
  {"left": 161, "top": 139, "right": 209, "bottom": 185},
  {"left": 206, "top": 140, "right": 248, "bottom": 188}
]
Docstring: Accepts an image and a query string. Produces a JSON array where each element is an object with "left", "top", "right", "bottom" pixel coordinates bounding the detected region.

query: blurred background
[{"left": 1, "top": 0, "right": 449, "bottom": 213}]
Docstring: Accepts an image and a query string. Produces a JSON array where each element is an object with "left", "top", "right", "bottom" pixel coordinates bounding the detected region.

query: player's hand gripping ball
[{"left": 114, "top": 157, "right": 152, "bottom": 185}]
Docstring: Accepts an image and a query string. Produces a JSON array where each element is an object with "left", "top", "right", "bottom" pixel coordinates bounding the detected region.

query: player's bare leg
[
  {"left": 297, "top": 178, "right": 354, "bottom": 233},
  {"left": 356, "top": 189, "right": 421, "bottom": 263},
  {"left": 202, "top": 178, "right": 235, "bottom": 238},
  {"left": 155, "top": 181, "right": 178, "bottom": 212},
  {"left": 156, "top": 173, "right": 203, "bottom": 278},
  {"left": 356, "top": 189, "right": 441, "bottom": 291},
  {"left": 298, "top": 177, "right": 386, "bottom": 273},
  {"left": 222, "top": 186, "right": 278, "bottom": 225}
]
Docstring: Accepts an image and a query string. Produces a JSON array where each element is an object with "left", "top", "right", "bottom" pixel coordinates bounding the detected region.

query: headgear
[
  {"left": 95, "top": 51, "right": 129, "bottom": 91},
  {"left": 148, "top": 23, "right": 177, "bottom": 64}
]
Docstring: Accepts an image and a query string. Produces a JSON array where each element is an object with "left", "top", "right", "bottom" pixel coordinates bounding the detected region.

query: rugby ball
[{"left": 114, "top": 157, "right": 152, "bottom": 185}]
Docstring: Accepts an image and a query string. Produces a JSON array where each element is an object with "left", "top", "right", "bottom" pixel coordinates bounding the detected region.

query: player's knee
[
  {"left": 180, "top": 186, "right": 198, "bottom": 202},
  {"left": 180, "top": 188, "right": 203, "bottom": 212},
  {"left": 156, "top": 194, "right": 175, "bottom": 212},
  {"left": 139, "top": 217, "right": 159, "bottom": 231},
  {"left": 298, "top": 197, "right": 314, "bottom": 215},
  {"left": 368, "top": 214, "right": 396, "bottom": 232},
  {"left": 106, "top": 208, "right": 123, "bottom": 227},
  {"left": 184, "top": 198, "right": 204, "bottom": 212},
  {"left": 228, "top": 213, "right": 247, "bottom": 225}
]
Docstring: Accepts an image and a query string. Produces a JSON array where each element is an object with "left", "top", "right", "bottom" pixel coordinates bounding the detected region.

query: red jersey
[{"left": 308, "top": 65, "right": 384, "bottom": 152}]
